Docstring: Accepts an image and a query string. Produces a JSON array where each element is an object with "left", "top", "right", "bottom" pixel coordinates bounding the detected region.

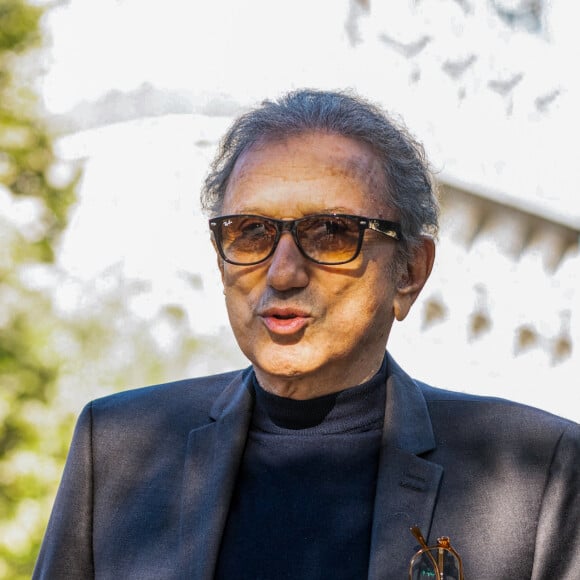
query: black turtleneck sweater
[{"left": 215, "top": 358, "right": 387, "bottom": 580}]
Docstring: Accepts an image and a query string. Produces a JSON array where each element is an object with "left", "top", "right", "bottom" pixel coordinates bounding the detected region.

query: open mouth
[{"left": 260, "top": 309, "right": 310, "bottom": 334}]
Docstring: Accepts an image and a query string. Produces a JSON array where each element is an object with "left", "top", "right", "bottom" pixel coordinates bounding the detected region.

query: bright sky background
[
  {"left": 41, "top": 0, "right": 352, "bottom": 113},
  {"left": 35, "top": 0, "right": 580, "bottom": 419}
]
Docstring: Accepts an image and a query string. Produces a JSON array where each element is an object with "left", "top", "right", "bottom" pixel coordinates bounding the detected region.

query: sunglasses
[
  {"left": 408, "top": 526, "right": 464, "bottom": 580},
  {"left": 209, "top": 213, "right": 402, "bottom": 266}
]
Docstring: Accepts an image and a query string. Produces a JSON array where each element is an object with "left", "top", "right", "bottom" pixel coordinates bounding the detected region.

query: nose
[{"left": 266, "top": 232, "right": 310, "bottom": 291}]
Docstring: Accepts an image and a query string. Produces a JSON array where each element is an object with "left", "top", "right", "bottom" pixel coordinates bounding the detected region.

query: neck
[{"left": 253, "top": 352, "right": 386, "bottom": 400}]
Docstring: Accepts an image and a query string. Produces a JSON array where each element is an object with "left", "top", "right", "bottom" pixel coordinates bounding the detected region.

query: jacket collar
[
  {"left": 178, "top": 368, "right": 254, "bottom": 580},
  {"left": 383, "top": 353, "right": 436, "bottom": 454},
  {"left": 367, "top": 353, "right": 442, "bottom": 580}
]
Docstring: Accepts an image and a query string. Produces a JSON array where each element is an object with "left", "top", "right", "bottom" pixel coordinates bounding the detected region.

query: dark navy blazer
[{"left": 34, "top": 355, "right": 580, "bottom": 579}]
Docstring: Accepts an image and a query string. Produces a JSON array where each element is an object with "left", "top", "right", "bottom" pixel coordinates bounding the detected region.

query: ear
[{"left": 393, "top": 236, "right": 435, "bottom": 322}]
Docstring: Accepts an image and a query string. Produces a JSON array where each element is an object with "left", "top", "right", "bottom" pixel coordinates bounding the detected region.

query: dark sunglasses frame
[{"left": 209, "top": 213, "right": 402, "bottom": 266}]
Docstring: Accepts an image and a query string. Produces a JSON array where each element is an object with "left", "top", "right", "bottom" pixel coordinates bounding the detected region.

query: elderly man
[{"left": 35, "top": 90, "right": 579, "bottom": 579}]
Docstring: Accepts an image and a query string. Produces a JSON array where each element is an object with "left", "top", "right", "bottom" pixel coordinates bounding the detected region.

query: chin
[
  {"left": 257, "top": 358, "right": 310, "bottom": 379},
  {"left": 251, "top": 346, "right": 319, "bottom": 379}
]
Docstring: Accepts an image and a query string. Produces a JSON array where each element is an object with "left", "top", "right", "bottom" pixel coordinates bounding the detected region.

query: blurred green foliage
[
  {"left": 0, "top": 0, "right": 80, "bottom": 577},
  {"left": 1, "top": 2, "right": 204, "bottom": 577}
]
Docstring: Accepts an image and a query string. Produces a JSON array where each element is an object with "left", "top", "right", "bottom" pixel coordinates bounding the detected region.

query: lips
[{"left": 259, "top": 307, "right": 311, "bottom": 335}]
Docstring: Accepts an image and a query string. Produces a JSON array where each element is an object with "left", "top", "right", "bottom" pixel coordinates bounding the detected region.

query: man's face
[{"left": 217, "top": 132, "right": 407, "bottom": 398}]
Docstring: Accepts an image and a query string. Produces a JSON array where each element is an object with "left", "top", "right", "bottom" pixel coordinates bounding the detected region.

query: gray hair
[{"left": 201, "top": 89, "right": 439, "bottom": 259}]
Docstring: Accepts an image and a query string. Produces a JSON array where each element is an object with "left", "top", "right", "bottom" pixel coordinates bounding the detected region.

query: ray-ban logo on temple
[{"left": 209, "top": 214, "right": 402, "bottom": 266}]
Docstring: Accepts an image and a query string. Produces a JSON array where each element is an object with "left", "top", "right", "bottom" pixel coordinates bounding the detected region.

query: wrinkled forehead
[
  {"left": 340, "top": 152, "right": 385, "bottom": 193},
  {"left": 229, "top": 131, "right": 387, "bottom": 200}
]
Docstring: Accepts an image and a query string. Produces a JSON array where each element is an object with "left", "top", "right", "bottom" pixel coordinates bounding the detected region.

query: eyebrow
[{"left": 219, "top": 207, "right": 357, "bottom": 217}]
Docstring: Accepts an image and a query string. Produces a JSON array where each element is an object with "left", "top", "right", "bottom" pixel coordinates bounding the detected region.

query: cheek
[
  {"left": 224, "top": 286, "right": 252, "bottom": 319},
  {"left": 345, "top": 271, "right": 394, "bottom": 324},
  {"left": 326, "top": 274, "right": 391, "bottom": 328},
  {"left": 222, "top": 272, "right": 262, "bottom": 328}
]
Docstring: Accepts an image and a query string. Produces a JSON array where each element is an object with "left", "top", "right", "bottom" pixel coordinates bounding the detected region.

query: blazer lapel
[
  {"left": 368, "top": 355, "right": 443, "bottom": 580},
  {"left": 178, "top": 369, "right": 254, "bottom": 580}
]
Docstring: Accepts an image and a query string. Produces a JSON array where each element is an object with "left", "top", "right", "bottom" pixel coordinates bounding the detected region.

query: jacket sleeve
[
  {"left": 33, "top": 403, "right": 95, "bottom": 579},
  {"left": 531, "top": 421, "right": 580, "bottom": 580}
]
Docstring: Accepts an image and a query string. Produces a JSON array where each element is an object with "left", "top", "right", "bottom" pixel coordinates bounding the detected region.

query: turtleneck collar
[{"left": 251, "top": 354, "right": 388, "bottom": 433}]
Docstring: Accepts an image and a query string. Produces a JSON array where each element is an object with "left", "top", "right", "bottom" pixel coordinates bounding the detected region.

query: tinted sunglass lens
[
  {"left": 297, "top": 216, "right": 361, "bottom": 263},
  {"left": 410, "top": 549, "right": 461, "bottom": 580},
  {"left": 220, "top": 216, "right": 277, "bottom": 264}
]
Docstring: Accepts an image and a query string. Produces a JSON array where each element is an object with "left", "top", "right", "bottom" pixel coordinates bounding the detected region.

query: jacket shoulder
[
  {"left": 87, "top": 368, "right": 249, "bottom": 428},
  {"left": 416, "top": 380, "right": 578, "bottom": 439}
]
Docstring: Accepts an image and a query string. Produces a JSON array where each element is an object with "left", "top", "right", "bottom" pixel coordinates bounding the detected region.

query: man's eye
[
  {"left": 239, "top": 221, "right": 269, "bottom": 237},
  {"left": 323, "top": 220, "right": 348, "bottom": 235},
  {"left": 309, "top": 218, "right": 351, "bottom": 237}
]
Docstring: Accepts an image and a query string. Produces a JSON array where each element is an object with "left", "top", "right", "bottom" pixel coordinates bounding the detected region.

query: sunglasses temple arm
[
  {"left": 410, "top": 526, "right": 429, "bottom": 550},
  {"left": 410, "top": 526, "right": 441, "bottom": 577}
]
